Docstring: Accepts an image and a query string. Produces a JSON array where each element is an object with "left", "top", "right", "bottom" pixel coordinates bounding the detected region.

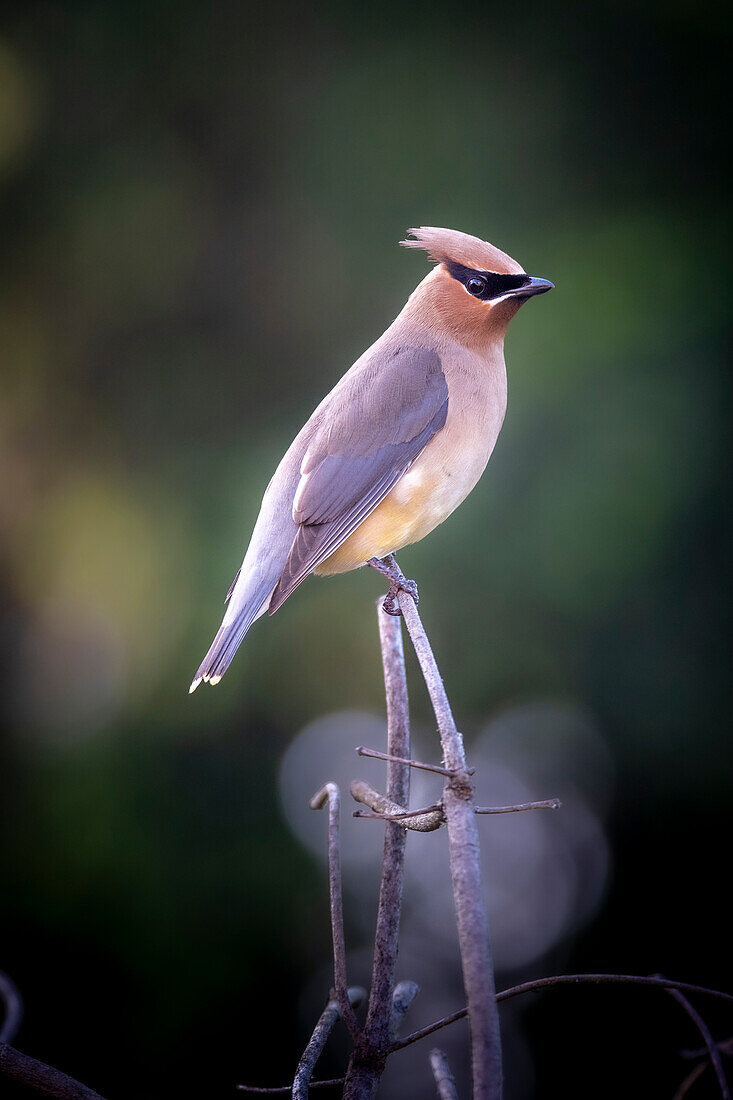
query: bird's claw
[
  {"left": 382, "top": 575, "right": 419, "bottom": 616},
  {"left": 367, "top": 555, "right": 419, "bottom": 616}
]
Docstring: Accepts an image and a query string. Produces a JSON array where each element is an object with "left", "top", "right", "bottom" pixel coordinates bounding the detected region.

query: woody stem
[{"left": 395, "top": 569, "right": 503, "bottom": 1100}]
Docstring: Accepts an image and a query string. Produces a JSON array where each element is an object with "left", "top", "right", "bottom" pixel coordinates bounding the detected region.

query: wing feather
[{"left": 269, "top": 346, "right": 448, "bottom": 613}]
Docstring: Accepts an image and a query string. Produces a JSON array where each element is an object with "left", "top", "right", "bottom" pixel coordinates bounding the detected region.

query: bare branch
[
  {"left": 356, "top": 746, "right": 472, "bottom": 778},
  {"left": 343, "top": 605, "right": 412, "bottom": 1099},
  {"left": 352, "top": 791, "right": 560, "bottom": 827},
  {"left": 363, "top": 607, "right": 411, "bottom": 1040},
  {"left": 682, "top": 1037, "right": 733, "bottom": 1061},
  {"left": 292, "top": 987, "right": 366, "bottom": 1100},
  {"left": 396, "top": 577, "right": 502, "bottom": 1100},
  {"left": 0, "top": 1043, "right": 107, "bottom": 1099},
  {"left": 666, "top": 985, "right": 730, "bottom": 1100},
  {"left": 391, "top": 981, "right": 420, "bottom": 1040},
  {"left": 389, "top": 1008, "right": 468, "bottom": 1053},
  {"left": 376, "top": 601, "right": 412, "bottom": 809},
  {"left": 676, "top": 1037, "right": 733, "bottom": 1100},
  {"left": 429, "top": 1048, "right": 459, "bottom": 1100},
  {"left": 474, "top": 799, "right": 560, "bottom": 814},
  {"left": 0, "top": 971, "right": 23, "bottom": 1045},
  {"left": 495, "top": 974, "right": 733, "bottom": 1007},
  {"left": 389, "top": 974, "right": 733, "bottom": 1053},
  {"left": 310, "top": 784, "right": 362, "bottom": 1042},
  {"left": 238, "top": 1080, "right": 345, "bottom": 1094},
  {"left": 353, "top": 808, "right": 444, "bottom": 830},
  {"left": 350, "top": 779, "right": 444, "bottom": 832},
  {"left": 674, "top": 1060, "right": 711, "bottom": 1100}
]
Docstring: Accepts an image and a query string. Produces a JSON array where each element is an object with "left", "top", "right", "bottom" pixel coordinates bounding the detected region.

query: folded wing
[{"left": 269, "top": 345, "right": 448, "bottom": 613}]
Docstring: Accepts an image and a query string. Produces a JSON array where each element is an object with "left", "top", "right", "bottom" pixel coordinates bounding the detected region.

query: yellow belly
[
  {"left": 315, "top": 433, "right": 487, "bottom": 575},
  {"left": 314, "top": 486, "right": 434, "bottom": 575}
]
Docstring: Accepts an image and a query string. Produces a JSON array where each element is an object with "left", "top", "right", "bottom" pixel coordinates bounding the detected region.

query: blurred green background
[{"left": 1, "top": 1, "right": 730, "bottom": 1097}]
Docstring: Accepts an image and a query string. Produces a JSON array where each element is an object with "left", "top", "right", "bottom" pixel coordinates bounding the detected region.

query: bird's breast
[{"left": 317, "top": 350, "right": 507, "bottom": 574}]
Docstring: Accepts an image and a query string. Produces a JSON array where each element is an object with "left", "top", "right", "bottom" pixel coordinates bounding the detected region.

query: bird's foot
[
  {"left": 368, "top": 555, "right": 419, "bottom": 616},
  {"left": 383, "top": 575, "right": 419, "bottom": 616}
]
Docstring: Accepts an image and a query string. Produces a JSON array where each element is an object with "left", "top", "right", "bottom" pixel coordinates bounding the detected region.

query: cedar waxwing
[{"left": 190, "top": 227, "right": 552, "bottom": 692}]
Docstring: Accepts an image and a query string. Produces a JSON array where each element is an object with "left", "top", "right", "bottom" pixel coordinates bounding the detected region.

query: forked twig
[
  {"left": 5, "top": 572, "right": 729, "bottom": 1100},
  {"left": 251, "top": 580, "right": 731, "bottom": 1098},
  {"left": 310, "top": 784, "right": 362, "bottom": 1042}
]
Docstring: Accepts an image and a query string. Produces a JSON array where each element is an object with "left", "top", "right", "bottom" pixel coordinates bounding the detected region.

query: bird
[{"left": 190, "top": 226, "right": 552, "bottom": 692}]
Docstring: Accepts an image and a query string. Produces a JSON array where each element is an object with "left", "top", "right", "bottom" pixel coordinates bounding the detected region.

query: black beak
[{"left": 512, "top": 276, "right": 554, "bottom": 299}]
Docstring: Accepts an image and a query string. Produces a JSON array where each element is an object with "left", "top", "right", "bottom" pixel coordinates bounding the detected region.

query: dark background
[{"left": 1, "top": 1, "right": 730, "bottom": 1097}]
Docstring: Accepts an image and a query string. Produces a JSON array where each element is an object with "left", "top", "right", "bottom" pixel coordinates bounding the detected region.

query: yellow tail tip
[
  {"left": 189, "top": 677, "right": 202, "bottom": 694},
  {"left": 209, "top": 674, "right": 222, "bottom": 686}
]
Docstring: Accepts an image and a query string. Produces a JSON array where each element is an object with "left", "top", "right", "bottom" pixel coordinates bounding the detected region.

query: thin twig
[
  {"left": 310, "top": 784, "right": 362, "bottom": 1042},
  {"left": 666, "top": 986, "right": 730, "bottom": 1100},
  {"left": 495, "top": 974, "right": 733, "bottom": 1007},
  {"left": 396, "top": 572, "right": 502, "bottom": 1100},
  {"left": 391, "top": 981, "right": 420, "bottom": 1040},
  {"left": 237, "top": 1080, "right": 345, "bottom": 1094},
  {"left": 474, "top": 799, "right": 560, "bottom": 814},
  {"left": 389, "top": 974, "right": 733, "bottom": 1053},
  {"left": 356, "top": 746, "right": 471, "bottom": 778},
  {"left": 675, "top": 1040, "right": 733, "bottom": 1100},
  {"left": 389, "top": 1008, "right": 468, "bottom": 1053},
  {"left": 366, "top": 607, "right": 411, "bottom": 1029},
  {"left": 0, "top": 1043, "right": 107, "bottom": 1099},
  {"left": 0, "top": 971, "right": 23, "bottom": 1045},
  {"left": 682, "top": 1037, "right": 733, "bottom": 1061},
  {"left": 343, "top": 605, "right": 412, "bottom": 1098},
  {"left": 350, "top": 780, "right": 444, "bottom": 832},
  {"left": 353, "top": 809, "right": 444, "bottom": 829},
  {"left": 429, "top": 1048, "right": 459, "bottom": 1100},
  {"left": 291, "top": 987, "right": 366, "bottom": 1100},
  {"left": 674, "top": 1060, "right": 711, "bottom": 1100},
  {"left": 352, "top": 797, "right": 561, "bottom": 826}
]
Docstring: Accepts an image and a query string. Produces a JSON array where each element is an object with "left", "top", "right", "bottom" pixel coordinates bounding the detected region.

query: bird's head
[{"left": 401, "top": 226, "right": 553, "bottom": 346}]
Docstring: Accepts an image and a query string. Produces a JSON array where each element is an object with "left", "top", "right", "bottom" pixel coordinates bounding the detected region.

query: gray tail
[{"left": 189, "top": 585, "right": 272, "bottom": 692}]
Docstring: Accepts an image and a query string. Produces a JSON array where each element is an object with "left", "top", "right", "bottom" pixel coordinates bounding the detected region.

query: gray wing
[{"left": 269, "top": 345, "right": 448, "bottom": 613}]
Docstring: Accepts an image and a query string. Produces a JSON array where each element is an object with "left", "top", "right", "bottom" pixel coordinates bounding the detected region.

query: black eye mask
[{"left": 445, "top": 261, "right": 530, "bottom": 301}]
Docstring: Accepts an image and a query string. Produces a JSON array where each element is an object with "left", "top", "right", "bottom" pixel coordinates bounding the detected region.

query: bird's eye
[{"left": 466, "top": 277, "right": 487, "bottom": 297}]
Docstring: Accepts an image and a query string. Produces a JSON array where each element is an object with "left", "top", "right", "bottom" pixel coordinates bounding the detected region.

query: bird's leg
[{"left": 367, "top": 554, "right": 419, "bottom": 616}]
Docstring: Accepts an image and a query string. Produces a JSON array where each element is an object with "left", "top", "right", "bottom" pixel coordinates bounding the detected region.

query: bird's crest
[{"left": 401, "top": 226, "right": 524, "bottom": 276}]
